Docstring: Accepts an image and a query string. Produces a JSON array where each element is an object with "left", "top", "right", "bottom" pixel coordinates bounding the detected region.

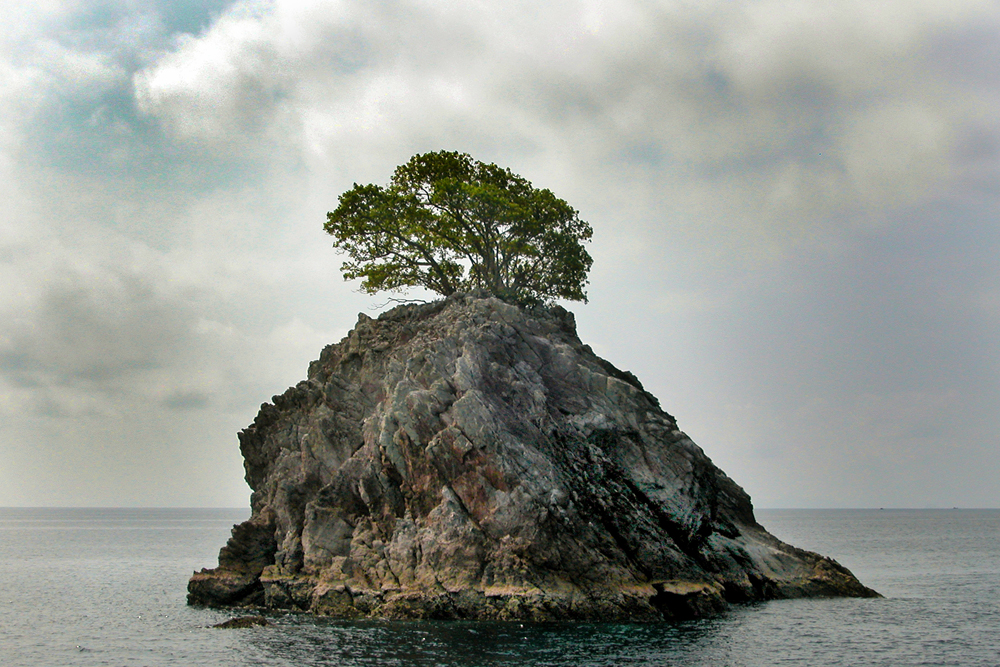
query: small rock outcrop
[
  {"left": 211, "top": 615, "right": 270, "bottom": 629},
  {"left": 189, "top": 294, "right": 877, "bottom": 620}
]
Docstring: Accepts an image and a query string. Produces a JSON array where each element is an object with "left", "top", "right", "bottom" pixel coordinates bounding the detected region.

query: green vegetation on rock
[{"left": 324, "top": 151, "right": 593, "bottom": 305}]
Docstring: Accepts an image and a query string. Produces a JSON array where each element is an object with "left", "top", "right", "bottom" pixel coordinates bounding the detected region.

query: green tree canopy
[{"left": 324, "top": 151, "right": 593, "bottom": 305}]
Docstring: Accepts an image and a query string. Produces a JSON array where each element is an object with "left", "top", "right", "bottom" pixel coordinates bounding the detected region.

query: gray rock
[{"left": 188, "top": 294, "right": 878, "bottom": 620}]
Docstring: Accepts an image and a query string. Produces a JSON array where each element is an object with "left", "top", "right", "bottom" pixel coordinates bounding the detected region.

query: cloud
[
  {"left": 0, "top": 241, "right": 193, "bottom": 416},
  {"left": 134, "top": 0, "right": 288, "bottom": 141},
  {"left": 162, "top": 390, "right": 211, "bottom": 411},
  {"left": 2, "top": 0, "right": 999, "bottom": 507},
  {"left": 132, "top": 0, "right": 999, "bottom": 247}
]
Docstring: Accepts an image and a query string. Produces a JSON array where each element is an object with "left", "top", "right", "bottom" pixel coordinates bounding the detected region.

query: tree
[{"left": 324, "top": 151, "right": 593, "bottom": 305}]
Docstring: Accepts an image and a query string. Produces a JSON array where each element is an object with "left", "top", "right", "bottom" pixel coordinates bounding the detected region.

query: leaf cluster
[{"left": 324, "top": 151, "right": 593, "bottom": 305}]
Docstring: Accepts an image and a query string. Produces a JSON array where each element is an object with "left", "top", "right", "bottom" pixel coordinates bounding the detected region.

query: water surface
[{"left": 2, "top": 508, "right": 997, "bottom": 666}]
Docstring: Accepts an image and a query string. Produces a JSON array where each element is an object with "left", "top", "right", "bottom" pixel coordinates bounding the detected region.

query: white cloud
[
  {"left": 132, "top": 0, "right": 1000, "bottom": 257},
  {"left": 35, "top": 38, "right": 125, "bottom": 88},
  {"left": 134, "top": 1, "right": 287, "bottom": 141}
]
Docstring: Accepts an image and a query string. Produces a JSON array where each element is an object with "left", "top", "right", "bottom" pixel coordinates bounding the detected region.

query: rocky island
[{"left": 189, "top": 294, "right": 878, "bottom": 620}]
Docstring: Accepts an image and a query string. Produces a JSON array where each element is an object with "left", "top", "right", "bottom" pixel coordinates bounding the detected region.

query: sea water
[{"left": 1, "top": 507, "right": 997, "bottom": 666}]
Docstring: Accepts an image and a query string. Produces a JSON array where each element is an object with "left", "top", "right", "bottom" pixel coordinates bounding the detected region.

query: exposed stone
[
  {"left": 189, "top": 294, "right": 878, "bottom": 620},
  {"left": 211, "top": 615, "right": 270, "bottom": 629}
]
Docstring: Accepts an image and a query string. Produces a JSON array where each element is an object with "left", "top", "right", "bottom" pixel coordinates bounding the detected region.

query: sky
[{"left": 1, "top": 0, "right": 998, "bottom": 509}]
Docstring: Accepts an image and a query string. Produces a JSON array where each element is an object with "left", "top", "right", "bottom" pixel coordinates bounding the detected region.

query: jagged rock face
[{"left": 189, "top": 294, "right": 877, "bottom": 620}]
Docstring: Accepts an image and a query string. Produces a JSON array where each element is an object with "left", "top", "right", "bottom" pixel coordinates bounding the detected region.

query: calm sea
[{"left": 1, "top": 507, "right": 997, "bottom": 666}]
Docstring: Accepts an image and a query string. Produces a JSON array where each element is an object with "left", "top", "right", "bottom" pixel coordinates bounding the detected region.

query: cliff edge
[{"left": 189, "top": 294, "right": 878, "bottom": 620}]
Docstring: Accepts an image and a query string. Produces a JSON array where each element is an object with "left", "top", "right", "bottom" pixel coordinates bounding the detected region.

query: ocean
[{"left": 1, "top": 507, "right": 997, "bottom": 666}]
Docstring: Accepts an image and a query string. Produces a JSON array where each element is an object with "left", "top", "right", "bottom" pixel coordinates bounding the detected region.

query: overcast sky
[{"left": 1, "top": 0, "right": 997, "bottom": 508}]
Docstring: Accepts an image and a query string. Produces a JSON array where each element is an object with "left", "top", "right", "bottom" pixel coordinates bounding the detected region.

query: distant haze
[{"left": 1, "top": 0, "right": 997, "bottom": 508}]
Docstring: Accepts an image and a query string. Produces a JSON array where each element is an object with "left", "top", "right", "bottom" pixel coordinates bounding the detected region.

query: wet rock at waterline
[
  {"left": 211, "top": 615, "right": 270, "bottom": 629},
  {"left": 189, "top": 294, "right": 878, "bottom": 620}
]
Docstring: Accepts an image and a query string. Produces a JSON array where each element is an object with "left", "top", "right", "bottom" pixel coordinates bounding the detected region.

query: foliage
[{"left": 324, "top": 151, "right": 593, "bottom": 305}]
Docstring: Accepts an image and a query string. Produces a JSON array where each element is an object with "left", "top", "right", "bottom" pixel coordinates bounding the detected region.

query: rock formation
[
  {"left": 189, "top": 294, "right": 878, "bottom": 620},
  {"left": 211, "top": 615, "right": 270, "bottom": 629}
]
